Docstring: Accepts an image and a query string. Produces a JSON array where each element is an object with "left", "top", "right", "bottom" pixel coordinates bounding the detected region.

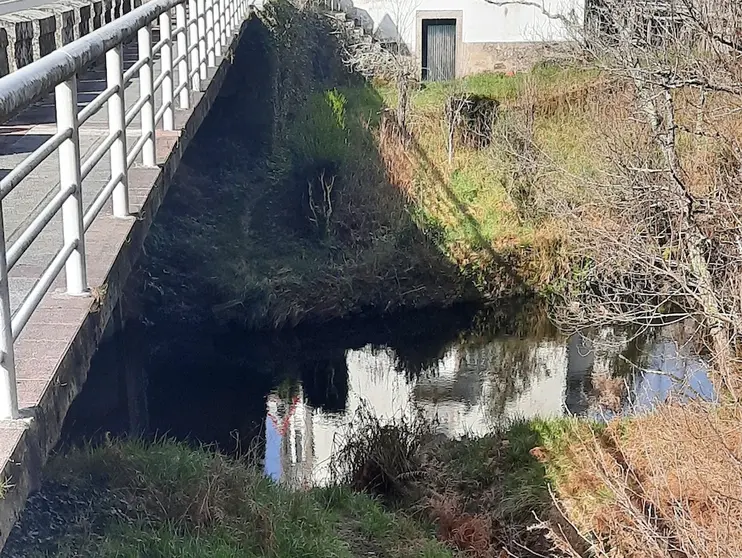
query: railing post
[
  {"left": 176, "top": 1, "right": 190, "bottom": 109},
  {"left": 213, "top": 0, "right": 222, "bottom": 58},
  {"left": 189, "top": 0, "right": 201, "bottom": 90},
  {"left": 138, "top": 24, "right": 156, "bottom": 166},
  {"left": 55, "top": 76, "right": 88, "bottom": 295},
  {"left": 226, "top": 0, "right": 232, "bottom": 38},
  {"left": 0, "top": 210, "right": 18, "bottom": 420},
  {"left": 160, "top": 10, "right": 175, "bottom": 131},
  {"left": 197, "top": 0, "right": 207, "bottom": 81},
  {"left": 205, "top": 0, "right": 215, "bottom": 67},
  {"left": 106, "top": 46, "right": 129, "bottom": 217},
  {"left": 218, "top": 0, "right": 226, "bottom": 49}
]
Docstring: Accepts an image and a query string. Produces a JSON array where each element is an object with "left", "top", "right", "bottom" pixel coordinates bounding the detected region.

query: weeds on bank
[
  {"left": 330, "top": 406, "right": 601, "bottom": 557},
  {"left": 372, "top": 65, "right": 609, "bottom": 297}
]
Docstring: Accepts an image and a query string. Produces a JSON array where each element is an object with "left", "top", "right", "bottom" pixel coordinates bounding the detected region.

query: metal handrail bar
[
  {"left": 78, "top": 84, "right": 119, "bottom": 125},
  {"left": 6, "top": 185, "right": 76, "bottom": 270},
  {"left": 81, "top": 130, "right": 121, "bottom": 180},
  {"left": 155, "top": 101, "right": 170, "bottom": 124},
  {"left": 0, "top": 130, "right": 71, "bottom": 199},
  {"left": 174, "top": 79, "right": 188, "bottom": 97},
  {"left": 125, "top": 93, "right": 150, "bottom": 126},
  {"left": 126, "top": 130, "right": 153, "bottom": 168},
  {"left": 123, "top": 56, "right": 150, "bottom": 85},
  {"left": 0, "top": 0, "right": 181, "bottom": 122},
  {"left": 154, "top": 68, "right": 169, "bottom": 91},
  {"left": 83, "top": 172, "right": 125, "bottom": 230},
  {"left": 152, "top": 35, "right": 171, "bottom": 55},
  {"left": 11, "top": 240, "right": 77, "bottom": 340}
]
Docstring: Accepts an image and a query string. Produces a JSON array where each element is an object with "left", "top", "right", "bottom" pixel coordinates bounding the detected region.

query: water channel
[{"left": 61, "top": 302, "right": 713, "bottom": 488}]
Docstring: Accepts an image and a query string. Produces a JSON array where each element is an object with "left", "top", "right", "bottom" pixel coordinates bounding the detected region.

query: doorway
[{"left": 422, "top": 18, "right": 457, "bottom": 81}]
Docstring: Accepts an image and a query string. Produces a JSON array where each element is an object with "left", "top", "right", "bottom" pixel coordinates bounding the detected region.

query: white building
[{"left": 344, "top": 0, "right": 586, "bottom": 77}]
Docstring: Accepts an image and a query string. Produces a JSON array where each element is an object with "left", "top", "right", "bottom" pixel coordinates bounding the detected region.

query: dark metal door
[{"left": 425, "top": 20, "right": 456, "bottom": 81}]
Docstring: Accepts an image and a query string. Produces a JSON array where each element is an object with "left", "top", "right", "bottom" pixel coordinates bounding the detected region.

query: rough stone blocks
[
  {"left": 0, "top": 15, "right": 34, "bottom": 72},
  {"left": 0, "top": 0, "right": 138, "bottom": 78},
  {"left": 41, "top": 4, "right": 77, "bottom": 46}
]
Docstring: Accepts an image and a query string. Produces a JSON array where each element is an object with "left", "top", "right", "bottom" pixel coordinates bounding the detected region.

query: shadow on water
[{"left": 61, "top": 301, "right": 713, "bottom": 487}]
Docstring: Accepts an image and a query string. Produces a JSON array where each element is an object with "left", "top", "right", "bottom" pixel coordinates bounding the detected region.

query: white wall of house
[{"left": 347, "top": 0, "right": 584, "bottom": 53}]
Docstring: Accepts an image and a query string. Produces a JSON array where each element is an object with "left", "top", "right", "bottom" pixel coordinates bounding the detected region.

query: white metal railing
[{"left": 0, "top": 0, "right": 251, "bottom": 419}]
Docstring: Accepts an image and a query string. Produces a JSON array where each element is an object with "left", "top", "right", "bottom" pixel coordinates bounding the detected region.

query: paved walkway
[{"left": 0, "top": 16, "right": 244, "bottom": 545}]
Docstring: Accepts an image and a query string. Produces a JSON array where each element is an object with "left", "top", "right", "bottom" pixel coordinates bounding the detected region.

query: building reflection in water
[{"left": 264, "top": 325, "right": 712, "bottom": 487}]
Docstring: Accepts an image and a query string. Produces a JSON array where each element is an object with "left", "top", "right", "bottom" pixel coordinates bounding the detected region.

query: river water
[{"left": 61, "top": 303, "right": 713, "bottom": 487}]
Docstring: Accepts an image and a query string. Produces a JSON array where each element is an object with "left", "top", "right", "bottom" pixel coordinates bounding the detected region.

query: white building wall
[{"left": 348, "top": 0, "right": 584, "bottom": 53}]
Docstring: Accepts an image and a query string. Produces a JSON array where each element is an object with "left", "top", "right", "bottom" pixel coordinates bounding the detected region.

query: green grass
[
  {"left": 429, "top": 417, "right": 605, "bottom": 521},
  {"left": 366, "top": 64, "right": 609, "bottom": 295},
  {"left": 374, "top": 65, "right": 601, "bottom": 110},
  {"left": 6, "top": 440, "right": 456, "bottom": 558}
]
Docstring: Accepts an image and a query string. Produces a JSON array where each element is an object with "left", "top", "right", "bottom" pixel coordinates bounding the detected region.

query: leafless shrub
[
  {"left": 484, "top": 0, "right": 742, "bottom": 387},
  {"left": 321, "top": 0, "right": 419, "bottom": 130},
  {"left": 547, "top": 401, "right": 742, "bottom": 558},
  {"left": 307, "top": 168, "right": 335, "bottom": 237}
]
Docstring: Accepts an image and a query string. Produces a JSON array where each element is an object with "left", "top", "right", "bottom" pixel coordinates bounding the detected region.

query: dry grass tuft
[
  {"left": 552, "top": 401, "right": 742, "bottom": 558},
  {"left": 428, "top": 493, "right": 493, "bottom": 557},
  {"left": 331, "top": 405, "right": 430, "bottom": 500}
]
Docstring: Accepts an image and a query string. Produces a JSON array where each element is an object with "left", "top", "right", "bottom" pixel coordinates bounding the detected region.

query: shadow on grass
[{"left": 129, "top": 4, "right": 484, "bottom": 330}]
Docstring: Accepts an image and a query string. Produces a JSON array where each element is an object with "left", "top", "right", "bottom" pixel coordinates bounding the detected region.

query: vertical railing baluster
[
  {"left": 106, "top": 46, "right": 129, "bottom": 217},
  {"left": 189, "top": 0, "right": 201, "bottom": 90},
  {"left": 225, "top": 0, "right": 232, "bottom": 38},
  {"left": 176, "top": 1, "right": 189, "bottom": 109},
  {"left": 214, "top": 0, "right": 222, "bottom": 58},
  {"left": 160, "top": 10, "right": 174, "bottom": 131},
  {"left": 56, "top": 76, "right": 88, "bottom": 295},
  {"left": 138, "top": 24, "right": 156, "bottom": 166},
  {"left": 0, "top": 209, "right": 18, "bottom": 420},
  {"left": 197, "top": 0, "right": 207, "bottom": 81},
  {"left": 206, "top": 0, "right": 215, "bottom": 67},
  {"left": 218, "top": 0, "right": 226, "bottom": 51}
]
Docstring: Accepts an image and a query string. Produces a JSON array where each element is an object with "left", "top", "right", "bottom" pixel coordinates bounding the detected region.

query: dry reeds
[{"left": 551, "top": 401, "right": 742, "bottom": 558}]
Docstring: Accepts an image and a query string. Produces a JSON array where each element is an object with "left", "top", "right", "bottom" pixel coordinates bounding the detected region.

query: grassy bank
[
  {"left": 134, "top": 4, "right": 473, "bottom": 329},
  {"left": 8, "top": 401, "right": 739, "bottom": 557},
  {"left": 3, "top": 440, "right": 454, "bottom": 558},
  {"left": 133, "top": 1, "right": 613, "bottom": 328},
  {"left": 370, "top": 65, "right": 608, "bottom": 295}
]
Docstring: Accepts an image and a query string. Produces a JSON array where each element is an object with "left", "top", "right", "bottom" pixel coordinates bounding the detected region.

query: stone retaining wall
[{"left": 0, "top": 0, "right": 142, "bottom": 76}]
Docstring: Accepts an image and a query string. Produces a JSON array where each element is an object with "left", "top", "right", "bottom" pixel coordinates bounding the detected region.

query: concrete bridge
[{"left": 0, "top": 0, "right": 256, "bottom": 544}]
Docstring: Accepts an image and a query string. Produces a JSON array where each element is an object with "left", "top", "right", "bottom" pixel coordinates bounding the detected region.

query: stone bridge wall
[{"left": 0, "top": 0, "right": 143, "bottom": 77}]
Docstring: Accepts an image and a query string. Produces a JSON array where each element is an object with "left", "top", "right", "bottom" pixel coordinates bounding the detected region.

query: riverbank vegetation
[
  {"left": 2, "top": 439, "right": 455, "bottom": 558},
  {"left": 92, "top": 0, "right": 742, "bottom": 556}
]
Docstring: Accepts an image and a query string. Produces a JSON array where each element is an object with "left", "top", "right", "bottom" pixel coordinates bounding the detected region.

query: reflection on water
[
  {"left": 261, "top": 323, "right": 712, "bottom": 486},
  {"left": 62, "top": 304, "right": 714, "bottom": 488}
]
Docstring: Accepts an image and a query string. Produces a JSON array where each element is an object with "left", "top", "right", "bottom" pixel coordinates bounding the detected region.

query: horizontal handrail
[
  {"left": 11, "top": 240, "right": 78, "bottom": 340},
  {"left": 0, "top": 130, "right": 71, "bottom": 199},
  {"left": 81, "top": 130, "right": 122, "bottom": 180},
  {"left": 6, "top": 185, "right": 76, "bottom": 270},
  {"left": 125, "top": 93, "right": 151, "bottom": 126},
  {"left": 127, "top": 130, "right": 153, "bottom": 167},
  {"left": 84, "top": 172, "right": 125, "bottom": 230},
  {"left": 123, "top": 56, "right": 150, "bottom": 85},
  {"left": 78, "top": 84, "right": 120, "bottom": 125},
  {"left": 0, "top": 0, "right": 182, "bottom": 123}
]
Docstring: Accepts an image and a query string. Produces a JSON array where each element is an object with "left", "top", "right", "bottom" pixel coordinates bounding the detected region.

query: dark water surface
[{"left": 61, "top": 303, "right": 713, "bottom": 487}]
